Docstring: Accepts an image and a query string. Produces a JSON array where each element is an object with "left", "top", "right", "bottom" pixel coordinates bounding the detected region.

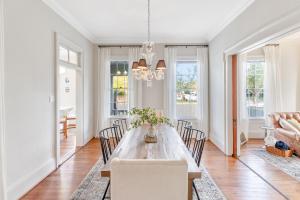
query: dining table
[{"left": 100, "top": 124, "right": 201, "bottom": 200}]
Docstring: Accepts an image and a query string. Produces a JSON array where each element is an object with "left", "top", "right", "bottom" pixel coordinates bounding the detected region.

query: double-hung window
[
  {"left": 246, "top": 61, "right": 265, "bottom": 118},
  {"left": 110, "top": 61, "right": 129, "bottom": 116},
  {"left": 176, "top": 61, "right": 198, "bottom": 119}
]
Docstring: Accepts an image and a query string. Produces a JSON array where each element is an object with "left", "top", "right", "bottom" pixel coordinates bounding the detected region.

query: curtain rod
[
  {"left": 98, "top": 45, "right": 142, "bottom": 48},
  {"left": 165, "top": 44, "right": 208, "bottom": 48}
]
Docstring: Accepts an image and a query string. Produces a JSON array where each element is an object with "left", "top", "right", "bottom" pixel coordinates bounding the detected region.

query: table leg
[{"left": 188, "top": 178, "right": 193, "bottom": 200}]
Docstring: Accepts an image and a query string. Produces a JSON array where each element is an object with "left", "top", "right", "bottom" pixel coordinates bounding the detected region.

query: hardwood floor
[
  {"left": 240, "top": 139, "right": 300, "bottom": 200},
  {"left": 60, "top": 134, "right": 77, "bottom": 161},
  {"left": 22, "top": 138, "right": 291, "bottom": 200}
]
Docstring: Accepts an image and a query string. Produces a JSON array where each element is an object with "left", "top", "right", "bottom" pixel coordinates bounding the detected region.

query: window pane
[
  {"left": 110, "top": 61, "right": 129, "bottom": 116},
  {"left": 59, "top": 46, "right": 68, "bottom": 62},
  {"left": 69, "top": 50, "right": 79, "bottom": 65},
  {"left": 246, "top": 61, "right": 265, "bottom": 118},
  {"left": 176, "top": 61, "right": 198, "bottom": 118}
]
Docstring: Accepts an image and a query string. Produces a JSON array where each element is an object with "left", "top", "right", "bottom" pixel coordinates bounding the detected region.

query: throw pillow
[
  {"left": 279, "top": 118, "right": 299, "bottom": 134},
  {"left": 287, "top": 119, "right": 300, "bottom": 132}
]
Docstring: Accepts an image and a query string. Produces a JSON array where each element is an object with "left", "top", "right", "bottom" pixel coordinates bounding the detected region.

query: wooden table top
[{"left": 100, "top": 125, "right": 201, "bottom": 179}]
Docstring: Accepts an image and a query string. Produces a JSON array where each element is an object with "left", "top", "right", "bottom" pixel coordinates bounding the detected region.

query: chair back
[
  {"left": 111, "top": 158, "right": 188, "bottom": 200},
  {"left": 188, "top": 128, "right": 206, "bottom": 167},
  {"left": 176, "top": 120, "right": 192, "bottom": 138},
  {"left": 112, "top": 118, "right": 128, "bottom": 136},
  {"left": 99, "top": 127, "right": 118, "bottom": 163}
]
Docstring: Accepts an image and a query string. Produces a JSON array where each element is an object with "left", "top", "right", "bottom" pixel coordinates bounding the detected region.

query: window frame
[
  {"left": 110, "top": 60, "right": 129, "bottom": 117},
  {"left": 245, "top": 60, "right": 265, "bottom": 119}
]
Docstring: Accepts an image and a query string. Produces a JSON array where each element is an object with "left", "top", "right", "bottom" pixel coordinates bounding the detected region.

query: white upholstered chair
[{"left": 111, "top": 158, "right": 188, "bottom": 200}]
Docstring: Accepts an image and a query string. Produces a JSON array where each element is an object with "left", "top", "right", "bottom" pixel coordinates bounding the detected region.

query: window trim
[{"left": 110, "top": 60, "right": 130, "bottom": 117}]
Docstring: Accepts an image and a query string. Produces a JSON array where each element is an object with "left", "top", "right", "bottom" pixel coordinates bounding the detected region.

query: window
[
  {"left": 59, "top": 45, "right": 80, "bottom": 66},
  {"left": 176, "top": 61, "right": 198, "bottom": 118},
  {"left": 246, "top": 61, "right": 265, "bottom": 118},
  {"left": 110, "top": 61, "right": 129, "bottom": 116}
]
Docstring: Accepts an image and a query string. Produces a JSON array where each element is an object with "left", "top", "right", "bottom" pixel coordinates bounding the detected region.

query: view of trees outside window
[
  {"left": 176, "top": 61, "right": 198, "bottom": 104},
  {"left": 246, "top": 61, "right": 265, "bottom": 118},
  {"left": 110, "top": 61, "right": 129, "bottom": 116}
]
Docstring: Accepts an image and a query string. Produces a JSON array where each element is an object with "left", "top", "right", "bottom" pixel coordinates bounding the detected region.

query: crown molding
[
  {"left": 42, "top": 0, "right": 97, "bottom": 43},
  {"left": 208, "top": 0, "right": 255, "bottom": 41}
]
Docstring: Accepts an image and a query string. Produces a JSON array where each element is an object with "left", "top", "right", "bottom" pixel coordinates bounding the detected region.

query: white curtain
[
  {"left": 97, "top": 48, "right": 111, "bottom": 133},
  {"left": 128, "top": 48, "right": 142, "bottom": 109},
  {"left": 263, "top": 45, "right": 282, "bottom": 120},
  {"left": 237, "top": 53, "right": 249, "bottom": 140},
  {"left": 164, "top": 48, "right": 177, "bottom": 121},
  {"left": 196, "top": 47, "right": 209, "bottom": 134}
]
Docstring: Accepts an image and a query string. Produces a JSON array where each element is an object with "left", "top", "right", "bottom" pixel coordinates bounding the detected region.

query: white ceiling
[{"left": 43, "top": 0, "right": 254, "bottom": 44}]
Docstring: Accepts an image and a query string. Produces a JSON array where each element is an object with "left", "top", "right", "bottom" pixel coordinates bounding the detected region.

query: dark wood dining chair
[
  {"left": 176, "top": 119, "right": 192, "bottom": 139},
  {"left": 99, "top": 127, "right": 119, "bottom": 200},
  {"left": 184, "top": 127, "right": 206, "bottom": 200}
]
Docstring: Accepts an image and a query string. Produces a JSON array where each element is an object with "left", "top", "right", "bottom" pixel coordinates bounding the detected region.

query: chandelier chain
[{"left": 148, "top": 0, "right": 150, "bottom": 42}]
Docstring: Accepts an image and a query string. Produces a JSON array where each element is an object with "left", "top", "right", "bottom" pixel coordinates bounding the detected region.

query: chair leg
[
  {"left": 193, "top": 181, "right": 200, "bottom": 200},
  {"left": 102, "top": 180, "right": 110, "bottom": 200}
]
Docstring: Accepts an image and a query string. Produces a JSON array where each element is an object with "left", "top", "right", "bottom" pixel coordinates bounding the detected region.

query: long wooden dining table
[{"left": 100, "top": 125, "right": 201, "bottom": 200}]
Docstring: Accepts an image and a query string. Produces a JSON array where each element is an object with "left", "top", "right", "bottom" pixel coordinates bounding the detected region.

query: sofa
[{"left": 270, "top": 112, "right": 300, "bottom": 156}]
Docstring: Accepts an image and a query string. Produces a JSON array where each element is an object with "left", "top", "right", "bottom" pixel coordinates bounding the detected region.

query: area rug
[
  {"left": 70, "top": 160, "right": 226, "bottom": 200},
  {"left": 253, "top": 149, "right": 300, "bottom": 182}
]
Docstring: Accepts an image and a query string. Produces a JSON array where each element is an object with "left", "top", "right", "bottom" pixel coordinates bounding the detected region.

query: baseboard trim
[
  {"left": 209, "top": 134, "right": 225, "bottom": 154},
  {"left": 7, "top": 158, "right": 56, "bottom": 199}
]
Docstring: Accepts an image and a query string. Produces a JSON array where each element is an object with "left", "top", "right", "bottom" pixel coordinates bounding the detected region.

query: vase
[{"left": 144, "top": 125, "right": 157, "bottom": 143}]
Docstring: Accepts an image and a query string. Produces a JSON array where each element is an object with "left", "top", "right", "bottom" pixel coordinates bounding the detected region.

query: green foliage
[{"left": 129, "top": 108, "right": 173, "bottom": 129}]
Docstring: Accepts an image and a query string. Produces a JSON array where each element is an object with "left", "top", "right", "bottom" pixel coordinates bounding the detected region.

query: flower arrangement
[{"left": 129, "top": 107, "right": 173, "bottom": 129}]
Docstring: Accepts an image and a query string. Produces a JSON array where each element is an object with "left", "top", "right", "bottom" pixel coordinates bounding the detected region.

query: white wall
[
  {"left": 209, "top": 0, "right": 300, "bottom": 154},
  {"left": 278, "top": 38, "right": 300, "bottom": 111},
  {"left": 3, "top": 0, "right": 95, "bottom": 198}
]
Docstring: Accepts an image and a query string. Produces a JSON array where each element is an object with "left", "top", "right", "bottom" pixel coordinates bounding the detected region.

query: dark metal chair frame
[
  {"left": 176, "top": 119, "right": 192, "bottom": 139},
  {"left": 99, "top": 127, "right": 119, "bottom": 200},
  {"left": 184, "top": 127, "right": 206, "bottom": 200},
  {"left": 112, "top": 118, "right": 128, "bottom": 134}
]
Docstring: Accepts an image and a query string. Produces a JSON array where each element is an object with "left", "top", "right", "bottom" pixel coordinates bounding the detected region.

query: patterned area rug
[
  {"left": 253, "top": 149, "right": 300, "bottom": 182},
  {"left": 71, "top": 160, "right": 226, "bottom": 200}
]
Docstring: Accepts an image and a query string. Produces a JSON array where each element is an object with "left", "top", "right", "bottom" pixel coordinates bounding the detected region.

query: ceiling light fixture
[{"left": 131, "top": 0, "right": 166, "bottom": 87}]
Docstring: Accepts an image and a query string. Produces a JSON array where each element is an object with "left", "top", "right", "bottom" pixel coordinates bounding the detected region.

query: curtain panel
[
  {"left": 128, "top": 48, "right": 142, "bottom": 109},
  {"left": 97, "top": 48, "right": 111, "bottom": 133},
  {"left": 237, "top": 53, "right": 249, "bottom": 140},
  {"left": 263, "top": 45, "right": 282, "bottom": 120},
  {"left": 164, "top": 48, "right": 177, "bottom": 121},
  {"left": 196, "top": 47, "right": 209, "bottom": 135}
]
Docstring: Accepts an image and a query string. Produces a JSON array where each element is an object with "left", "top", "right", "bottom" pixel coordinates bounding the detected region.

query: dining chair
[
  {"left": 111, "top": 158, "right": 188, "bottom": 200},
  {"left": 99, "top": 127, "right": 117, "bottom": 200},
  {"left": 176, "top": 119, "right": 192, "bottom": 139},
  {"left": 185, "top": 127, "right": 206, "bottom": 200},
  {"left": 100, "top": 126, "right": 120, "bottom": 149},
  {"left": 112, "top": 118, "right": 128, "bottom": 136}
]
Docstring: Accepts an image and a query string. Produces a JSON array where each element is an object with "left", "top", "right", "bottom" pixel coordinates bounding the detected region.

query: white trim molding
[
  {"left": 7, "top": 159, "right": 56, "bottom": 199},
  {"left": 208, "top": 0, "right": 255, "bottom": 41},
  {"left": 42, "top": 0, "right": 97, "bottom": 43},
  {"left": 0, "top": 0, "right": 7, "bottom": 198}
]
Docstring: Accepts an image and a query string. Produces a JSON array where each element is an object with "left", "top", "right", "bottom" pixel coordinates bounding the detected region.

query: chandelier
[{"left": 131, "top": 0, "right": 166, "bottom": 87}]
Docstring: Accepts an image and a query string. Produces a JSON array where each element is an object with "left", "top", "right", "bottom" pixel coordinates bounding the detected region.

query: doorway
[{"left": 56, "top": 34, "right": 84, "bottom": 165}]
